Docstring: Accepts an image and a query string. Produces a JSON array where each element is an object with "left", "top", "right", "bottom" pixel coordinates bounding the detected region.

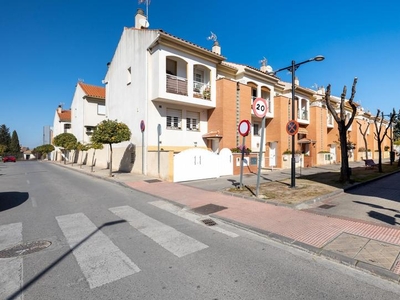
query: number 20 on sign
[{"left": 253, "top": 98, "right": 267, "bottom": 118}]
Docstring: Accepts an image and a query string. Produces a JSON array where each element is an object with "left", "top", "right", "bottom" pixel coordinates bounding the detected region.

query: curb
[{"left": 212, "top": 214, "right": 400, "bottom": 284}]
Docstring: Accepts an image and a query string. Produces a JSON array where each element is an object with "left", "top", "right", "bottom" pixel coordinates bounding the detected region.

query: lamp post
[{"left": 271, "top": 55, "right": 324, "bottom": 187}]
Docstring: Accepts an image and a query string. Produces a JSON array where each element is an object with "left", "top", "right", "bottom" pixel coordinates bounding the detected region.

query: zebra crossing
[
  {"left": 0, "top": 201, "right": 238, "bottom": 298},
  {"left": 56, "top": 212, "right": 141, "bottom": 289},
  {"left": 0, "top": 223, "right": 23, "bottom": 300}
]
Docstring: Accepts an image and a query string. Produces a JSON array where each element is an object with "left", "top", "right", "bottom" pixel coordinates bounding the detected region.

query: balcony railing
[
  {"left": 166, "top": 74, "right": 188, "bottom": 95},
  {"left": 193, "top": 81, "right": 211, "bottom": 100},
  {"left": 298, "top": 109, "right": 309, "bottom": 121}
]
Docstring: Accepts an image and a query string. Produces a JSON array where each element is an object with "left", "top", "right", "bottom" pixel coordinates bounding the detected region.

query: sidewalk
[{"left": 49, "top": 160, "right": 400, "bottom": 283}]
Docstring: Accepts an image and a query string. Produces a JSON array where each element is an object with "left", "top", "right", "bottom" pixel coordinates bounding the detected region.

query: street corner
[{"left": 321, "top": 232, "right": 400, "bottom": 281}]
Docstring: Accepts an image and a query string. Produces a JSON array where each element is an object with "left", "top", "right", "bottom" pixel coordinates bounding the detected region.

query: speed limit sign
[{"left": 253, "top": 98, "right": 267, "bottom": 118}]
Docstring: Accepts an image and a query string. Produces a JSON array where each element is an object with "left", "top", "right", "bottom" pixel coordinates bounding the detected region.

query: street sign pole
[
  {"left": 157, "top": 124, "right": 161, "bottom": 175},
  {"left": 252, "top": 98, "right": 268, "bottom": 197},
  {"left": 239, "top": 135, "right": 246, "bottom": 189},
  {"left": 256, "top": 115, "right": 266, "bottom": 197},
  {"left": 238, "top": 120, "right": 251, "bottom": 189},
  {"left": 140, "top": 120, "right": 145, "bottom": 174}
]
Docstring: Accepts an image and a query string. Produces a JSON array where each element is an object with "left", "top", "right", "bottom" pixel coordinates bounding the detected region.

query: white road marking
[
  {"left": 150, "top": 200, "right": 239, "bottom": 238},
  {"left": 110, "top": 206, "right": 209, "bottom": 257},
  {"left": 26, "top": 180, "right": 30, "bottom": 185},
  {"left": 31, "top": 197, "right": 37, "bottom": 208},
  {"left": 56, "top": 213, "right": 140, "bottom": 289},
  {"left": 0, "top": 223, "right": 23, "bottom": 300}
]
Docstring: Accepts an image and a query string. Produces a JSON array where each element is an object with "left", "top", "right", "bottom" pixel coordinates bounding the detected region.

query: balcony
[
  {"left": 193, "top": 81, "right": 211, "bottom": 100},
  {"left": 327, "top": 115, "right": 334, "bottom": 128},
  {"left": 297, "top": 109, "right": 309, "bottom": 124},
  {"left": 148, "top": 73, "right": 215, "bottom": 109},
  {"left": 166, "top": 74, "right": 188, "bottom": 96}
]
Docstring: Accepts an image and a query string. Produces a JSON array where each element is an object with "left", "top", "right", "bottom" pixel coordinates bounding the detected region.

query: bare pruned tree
[
  {"left": 325, "top": 77, "right": 358, "bottom": 183},
  {"left": 356, "top": 120, "right": 370, "bottom": 161},
  {"left": 373, "top": 108, "right": 396, "bottom": 172}
]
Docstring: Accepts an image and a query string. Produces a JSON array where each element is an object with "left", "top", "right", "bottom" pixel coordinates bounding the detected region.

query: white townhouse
[
  {"left": 52, "top": 105, "right": 71, "bottom": 140},
  {"left": 51, "top": 104, "right": 71, "bottom": 161},
  {"left": 103, "top": 9, "right": 226, "bottom": 178},
  {"left": 70, "top": 82, "right": 106, "bottom": 144}
]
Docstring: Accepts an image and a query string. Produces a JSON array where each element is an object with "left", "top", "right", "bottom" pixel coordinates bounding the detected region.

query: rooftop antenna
[
  {"left": 207, "top": 31, "right": 218, "bottom": 42},
  {"left": 259, "top": 57, "right": 273, "bottom": 73},
  {"left": 139, "top": 0, "right": 150, "bottom": 22},
  {"left": 78, "top": 78, "right": 84, "bottom": 83}
]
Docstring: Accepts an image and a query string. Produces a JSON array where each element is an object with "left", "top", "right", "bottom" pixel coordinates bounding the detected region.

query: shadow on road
[
  {"left": 0, "top": 192, "right": 29, "bottom": 212},
  {"left": 368, "top": 211, "right": 400, "bottom": 226}
]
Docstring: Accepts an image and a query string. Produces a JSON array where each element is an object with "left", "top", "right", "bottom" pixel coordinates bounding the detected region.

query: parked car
[{"left": 3, "top": 155, "right": 16, "bottom": 163}]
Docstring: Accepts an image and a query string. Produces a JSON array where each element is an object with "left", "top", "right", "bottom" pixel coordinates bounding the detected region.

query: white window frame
[
  {"left": 253, "top": 123, "right": 260, "bottom": 136},
  {"left": 166, "top": 108, "right": 182, "bottom": 130},
  {"left": 97, "top": 104, "right": 106, "bottom": 115},
  {"left": 186, "top": 111, "right": 200, "bottom": 131}
]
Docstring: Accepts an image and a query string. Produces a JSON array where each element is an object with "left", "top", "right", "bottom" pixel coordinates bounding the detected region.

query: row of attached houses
[{"left": 52, "top": 8, "right": 392, "bottom": 182}]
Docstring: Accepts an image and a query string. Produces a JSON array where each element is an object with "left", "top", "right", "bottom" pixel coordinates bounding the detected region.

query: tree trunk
[
  {"left": 91, "top": 149, "right": 96, "bottom": 172},
  {"left": 339, "top": 123, "right": 350, "bottom": 182},
  {"left": 377, "top": 140, "right": 383, "bottom": 172}
]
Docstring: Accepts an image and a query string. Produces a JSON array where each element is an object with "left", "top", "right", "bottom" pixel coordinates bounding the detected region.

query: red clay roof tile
[
  {"left": 58, "top": 110, "right": 71, "bottom": 122},
  {"left": 78, "top": 82, "right": 105, "bottom": 99}
]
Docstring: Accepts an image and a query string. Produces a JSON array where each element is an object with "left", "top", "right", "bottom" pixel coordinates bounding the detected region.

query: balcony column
[{"left": 187, "top": 62, "right": 194, "bottom": 96}]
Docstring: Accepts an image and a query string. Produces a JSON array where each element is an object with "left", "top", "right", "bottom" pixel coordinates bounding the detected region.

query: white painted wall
[
  {"left": 104, "top": 27, "right": 221, "bottom": 178},
  {"left": 71, "top": 86, "right": 85, "bottom": 142},
  {"left": 52, "top": 108, "right": 71, "bottom": 139},
  {"left": 71, "top": 84, "right": 106, "bottom": 144}
]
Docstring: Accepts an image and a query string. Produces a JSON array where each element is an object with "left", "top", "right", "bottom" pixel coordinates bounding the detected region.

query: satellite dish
[
  {"left": 265, "top": 65, "right": 273, "bottom": 73},
  {"left": 139, "top": 18, "right": 149, "bottom": 28}
]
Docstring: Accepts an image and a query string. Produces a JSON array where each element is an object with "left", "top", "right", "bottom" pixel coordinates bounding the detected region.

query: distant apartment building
[{"left": 43, "top": 125, "right": 52, "bottom": 145}]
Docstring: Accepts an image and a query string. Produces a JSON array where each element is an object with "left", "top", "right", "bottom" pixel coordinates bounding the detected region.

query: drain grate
[
  {"left": 0, "top": 240, "right": 52, "bottom": 258},
  {"left": 201, "top": 219, "right": 217, "bottom": 226},
  {"left": 192, "top": 204, "right": 227, "bottom": 215},
  {"left": 318, "top": 204, "right": 336, "bottom": 209},
  {"left": 144, "top": 179, "right": 162, "bottom": 183}
]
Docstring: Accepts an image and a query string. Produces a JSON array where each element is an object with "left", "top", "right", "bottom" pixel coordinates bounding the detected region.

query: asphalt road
[{"left": 1, "top": 161, "right": 400, "bottom": 299}]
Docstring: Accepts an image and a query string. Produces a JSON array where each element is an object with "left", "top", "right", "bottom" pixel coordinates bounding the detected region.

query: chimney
[
  {"left": 57, "top": 105, "right": 62, "bottom": 113},
  {"left": 294, "top": 77, "right": 299, "bottom": 86},
  {"left": 212, "top": 41, "right": 221, "bottom": 55},
  {"left": 135, "top": 8, "right": 148, "bottom": 29},
  {"left": 260, "top": 65, "right": 268, "bottom": 72}
]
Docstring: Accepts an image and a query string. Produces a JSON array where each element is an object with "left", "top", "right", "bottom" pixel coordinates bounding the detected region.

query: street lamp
[{"left": 271, "top": 55, "right": 325, "bottom": 188}]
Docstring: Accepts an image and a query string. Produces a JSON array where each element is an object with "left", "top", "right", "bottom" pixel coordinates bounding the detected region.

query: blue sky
[{"left": 1, "top": 0, "right": 399, "bottom": 149}]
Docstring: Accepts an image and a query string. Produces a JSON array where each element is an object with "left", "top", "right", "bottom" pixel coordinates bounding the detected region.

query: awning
[
  {"left": 202, "top": 130, "right": 222, "bottom": 139},
  {"left": 298, "top": 127, "right": 308, "bottom": 135}
]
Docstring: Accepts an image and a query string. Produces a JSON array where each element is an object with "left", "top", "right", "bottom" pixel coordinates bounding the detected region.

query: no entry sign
[{"left": 238, "top": 120, "right": 251, "bottom": 137}]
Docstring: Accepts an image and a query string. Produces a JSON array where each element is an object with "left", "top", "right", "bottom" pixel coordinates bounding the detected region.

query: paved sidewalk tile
[{"left": 356, "top": 240, "right": 400, "bottom": 270}]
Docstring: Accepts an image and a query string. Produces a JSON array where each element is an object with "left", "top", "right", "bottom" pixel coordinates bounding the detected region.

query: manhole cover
[
  {"left": 0, "top": 240, "right": 52, "bottom": 258},
  {"left": 201, "top": 219, "right": 217, "bottom": 226},
  {"left": 144, "top": 179, "right": 162, "bottom": 183},
  {"left": 192, "top": 204, "right": 227, "bottom": 215},
  {"left": 318, "top": 204, "right": 336, "bottom": 209}
]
